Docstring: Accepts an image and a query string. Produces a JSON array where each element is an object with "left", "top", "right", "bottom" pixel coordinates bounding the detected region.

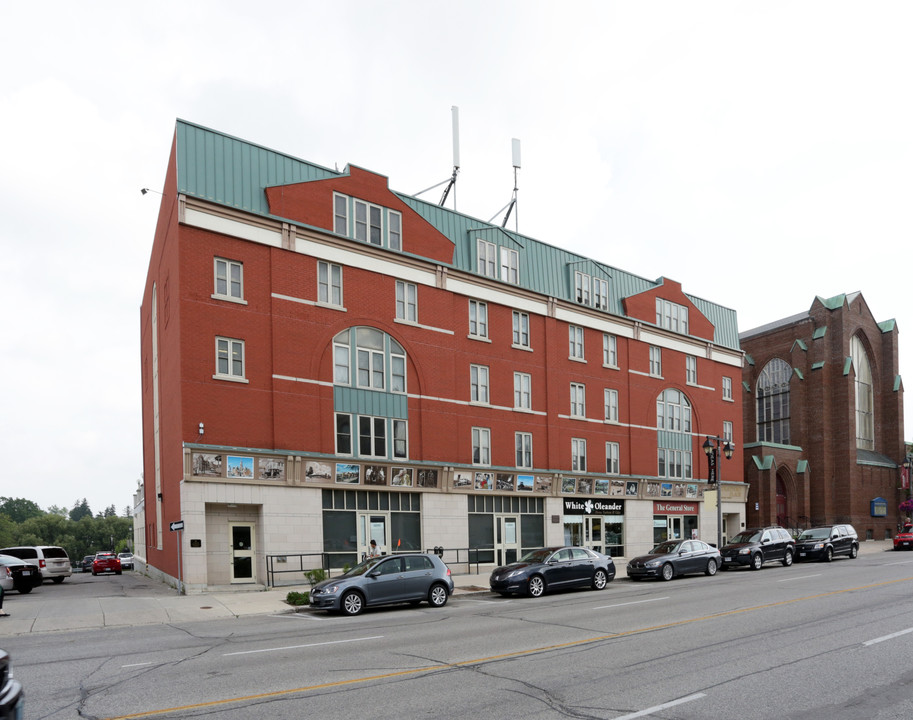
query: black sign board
[{"left": 563, "top": 498, "right": 623, "bottom": 515}]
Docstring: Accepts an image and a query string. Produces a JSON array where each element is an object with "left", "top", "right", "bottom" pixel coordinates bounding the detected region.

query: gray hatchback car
[{"left": 309, "top": 553, "right": 454, "bottom": 616}]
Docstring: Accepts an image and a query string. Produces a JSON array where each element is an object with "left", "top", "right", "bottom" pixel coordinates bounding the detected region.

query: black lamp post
[
  {"left": 703, "top": 436, "right": 734, "bottom": 549},
  {"left": 904, "top": 454, "right": 913, "bottom": 519}
]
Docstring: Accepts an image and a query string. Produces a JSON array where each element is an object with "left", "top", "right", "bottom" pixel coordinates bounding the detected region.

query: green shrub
[
  {"left": 304, "top": 568, "right": 326, "bottom": 586},
  {"left": 286, "top": 591, "right": 309, "bottom": 606}
]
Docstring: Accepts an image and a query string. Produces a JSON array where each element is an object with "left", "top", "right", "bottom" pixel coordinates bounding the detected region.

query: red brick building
[
  {"left": 739, "top": 293, "right": 905, "bottom": 539},
  {"left": 138, "top": 120, "right": 746, "bottom": 591}
]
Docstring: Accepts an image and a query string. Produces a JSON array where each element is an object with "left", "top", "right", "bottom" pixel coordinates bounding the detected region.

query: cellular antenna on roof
[
  {"left": 489, "top": 138, "right": 521, "bottom": 231},
  {"left": 413, "top": 106, "right": 461, "bottom": 209}
]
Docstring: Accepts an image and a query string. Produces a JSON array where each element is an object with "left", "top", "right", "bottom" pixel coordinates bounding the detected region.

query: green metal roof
[{"left": 173, "top": 119, "right": 740, "bottom": 351}]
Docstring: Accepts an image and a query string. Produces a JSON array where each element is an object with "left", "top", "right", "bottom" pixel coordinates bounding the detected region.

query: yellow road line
[{"left": 107, "top": 575, "right": 913, "bottom": 719}]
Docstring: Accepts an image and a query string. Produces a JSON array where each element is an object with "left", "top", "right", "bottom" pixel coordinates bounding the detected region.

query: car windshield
[
  {"left": 519, "top": 548, "right": 555, "bottom": 564},
  {"left": 798, "top": 529, "right": 830, "bottom": 540},
  {"left": 650, "top": 541, "right": 682, "bottom": 554},
  {"left": 0, "top": 555, "right": 24, "bottom": 566},
  {"left": 342, "top": 556, "right": 387, "bottom": 577},
  {"left": 728, "top": 530, "right": 762, "bottom": 544}
]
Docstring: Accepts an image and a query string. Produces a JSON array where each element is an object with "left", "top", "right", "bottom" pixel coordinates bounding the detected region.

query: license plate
[
  {"left": 799, "top": 553, "right": 806, "bottom": 557},
  {"left": 21, "top": 570, "right": 30, "bottom": 575},
  {"left": 723, "top": 558, "right": 733, "bottom": 563}
]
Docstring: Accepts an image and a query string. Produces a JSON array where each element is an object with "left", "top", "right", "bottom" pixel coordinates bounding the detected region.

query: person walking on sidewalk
[{"left": 0, "top": 583, "right": 7, "bottom": 617}]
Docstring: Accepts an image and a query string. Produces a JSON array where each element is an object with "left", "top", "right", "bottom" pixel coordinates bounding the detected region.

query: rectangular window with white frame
[
  {"left": 723, "top": 420, "right": 733, "bottom": 443},
  {"left": 575, "top": 271, "right": 591, "bottom": 305},
  {"left": 470, "top": 364, "right": 490, "bottom": 404},
  {"left": 722, "top": 376, "right": 733, "bottom": 401},
  {"left": 593, "top": 277, "right": 608, "bottom": 311},
  {"left": 569, "top": 325, "right": 584, "bottom": 360},
  {"left": 512, "top": 310, "right": 530, "bottom": 348},
  {"left": 515, "top": 432, "right": 532, "bottom": 469},
  {"left": 649, "top": 345, "right": 662, "bottom": 376},
  {"left": 656, "top": 298, "right": 689, "bottom": 334},
  {"left": 359, "top": 415, "right": 387, "bottom": 457},
  {"left": 335, "top": 413, "right": 352, "bottom": 455},
  {"left": 395, "top": 280, "right": 417, "bottom": 322},
  {"left": 357, "top": 346, "right": 385, "bottom": 390},
  {"left": 334, "top": 193, "right": 402, "bottom": 250},
  {"left": 686, "top": 355, "right": 697, "bottom": 384},
  {"left": 214, "top": 258, "right": 243, "bottom": 301},
  {"left": 317, "top": 261, "right": 343, "bottom": 307},
  {"left": 606, "top": 442, "right": 620, "bottom": 474},
  {"left": 333, "top": 193, "right": 348, "bottom": 236},
  {"left": 469, "top": 299, "right": 488, "bottom": 339},
  {"left": 392, "top": 419, "right": 408, "bottom": 459},
  {"left": 500, "top": 247, "right": 519, "bottom": 284},
  {"left": 604, "top": 388, "right": 619, "bottom": 422},
  {"left": 477, "top": 239, "right": 497, "bottom": 278},
  {"left": 215, "top": 337, "right": 245, "bottom": 380},
  {"left": 603, "top": 333, "right": 617, "bottom": 367},
  {"left": 472, "top": 427, "right": 491, "bottom": 465},
  {"left": 570, "top": 382, "right": 586, "bottom": 418},
  {"left": 514, "top": 372, "right": 531, "bottom": 410},
  {"left": 388, "top": 211, "right": 402, "bottom": 251},
  {"left": 572, "top": 438, "right": 587, "bottom": 472}
]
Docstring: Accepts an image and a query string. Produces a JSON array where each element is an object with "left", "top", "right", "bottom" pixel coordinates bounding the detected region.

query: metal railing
[
  {"left": 265, "top": 553, "right": 330, "bottom": 588},
  {"left": 425, "top": 546, "right": 489, "bottom": 575}
]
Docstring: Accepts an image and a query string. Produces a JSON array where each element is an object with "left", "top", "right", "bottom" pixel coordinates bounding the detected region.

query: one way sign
[{"left": 169, "top": 520, "right": 184, "bottom": 532}]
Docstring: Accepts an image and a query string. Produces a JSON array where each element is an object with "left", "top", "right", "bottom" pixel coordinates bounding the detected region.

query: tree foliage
[
  {"left": 69, "top": 498, "right": 93, "bottom": 522},
  {"left": 0, "top": 497, "right": 45, "bottom": 524}
]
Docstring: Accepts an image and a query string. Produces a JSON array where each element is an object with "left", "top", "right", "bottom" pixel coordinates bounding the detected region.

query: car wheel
[
  {"left": 116, "top": 571, "right": 122, "bottom": 575},
  {"left": 340, "top": 590, "right": 365, "bottom": 616},
  {"left": 527, "top": 575, "right": 545, "bottom": 597},
  {"left": 782, "top": 550, "right": 793, "bottom": 567},
  {"left": 705, "top": 559, "right": 718, "bottom": 576},
  {"left": 825, "top": 547, "right": 833, "bottom": 562},
  {"left": 849, "top": 544, "right": 858, "bottom": 559},
  {"left": 592, "top": 569, "right": 608, "bottom": 590},
  {"left": 14, "top": 583, "right": 32, "bottom": 594},
  {"left": 750, "top": 553, "right": 763, "bottom": 570},
  {"left": 661, "top": 563, "right": 674, "bottom": 581},
  {"left": 52, "top": 577, "right": 65, "bottom": 583},
  {"left": 428, "top": 583, "right": 449, "bottom": 608},
  {"left": 92, "top": 571, "right": 97, "bottom": 576}
]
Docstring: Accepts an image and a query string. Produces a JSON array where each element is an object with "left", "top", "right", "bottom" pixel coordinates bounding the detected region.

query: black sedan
[
  {"left": 0, "top": 553, "right": 41, "bottom": 594},
  {"left": 626, "top": 539, "right": 721, "bottom": 581},
  {"left": 489, "top": 546, "right": 615, "bottom": 597}
]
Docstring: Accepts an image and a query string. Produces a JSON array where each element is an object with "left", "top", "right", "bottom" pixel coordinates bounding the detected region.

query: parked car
[
  {"left": 489, "top": 546, "right": 615, "bottom": 597},
  {"left": 627, "top": 539, "right": 721, "bottom": 581},
  {"left": 895, "top": 524, "right": 913, "bottom": 551},
  {"left": 0, "top": 545, "right": 72, "bottom": 583},
  {"left": 92, "top": 552, "right": 122, "bottom": 576},
  {"left": 0, "top": 554, "right": 41, "bottom": 594},
  {"left": 117, "top": 552, "right": 134, "bottom": 570},
  {"left": 79, "top": 556, "right": 95, "bottom": 573},
  {"left": 719, "top": 526, "right": 795, "bottom": 570},
  {"left": 309, "top": 553, "right": 454, "bottom": 616},
  {"left": 795, "top": 525, "right": 859, "bottom": 562},
  {"left": 0, "top": 649, "right": 24, "bottom": 719}
]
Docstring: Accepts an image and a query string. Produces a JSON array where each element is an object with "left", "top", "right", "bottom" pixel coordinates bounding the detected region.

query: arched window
[
  {"left": 656, "top": 389, "right": 692, "bottom": 479},
  {"left": 333, "top": 327, "right": 406, "bottom": 393},
  {"left": 851, "top": 336, "right": 874, "bottom": 450},
  {"left": 757, "top": 359, "right": 791, "bottom": 444}
]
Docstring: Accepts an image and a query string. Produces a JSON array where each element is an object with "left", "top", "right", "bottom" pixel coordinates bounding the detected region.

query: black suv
[
  {"left": 794, "top": 524, "right": 859, "bottom": 562},
  {"left": 720, "top": 526, "right": 795, "bottom": 570}
]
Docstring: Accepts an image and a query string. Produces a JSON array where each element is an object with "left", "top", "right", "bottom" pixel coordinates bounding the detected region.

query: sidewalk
[{"left": 0, "top": 541, "right": 892, "bottom": 636}]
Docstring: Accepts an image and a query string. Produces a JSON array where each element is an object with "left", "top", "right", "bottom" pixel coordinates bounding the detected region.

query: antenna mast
[
  {"left": 501, "top": 138, "right": 521, "bottom": 230},
  {"left": 439, "top": 106, "right": 461, "bottom": 207}
]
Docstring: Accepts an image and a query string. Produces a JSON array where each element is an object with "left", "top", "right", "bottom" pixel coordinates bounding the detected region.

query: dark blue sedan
[{"left": 489, "top": 546, "right": 615, "bottom": 597}]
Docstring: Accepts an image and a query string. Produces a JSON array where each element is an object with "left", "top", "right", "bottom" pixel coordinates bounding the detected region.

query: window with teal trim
[
  {"left": 756, "top": 358, "right": 790, "bottom": 444},
  {"left": 334, "top": 327, "right": 406, "bottom": 393},
  {"left": 656, "top": 389, "right": 692, "bottom": 479}
]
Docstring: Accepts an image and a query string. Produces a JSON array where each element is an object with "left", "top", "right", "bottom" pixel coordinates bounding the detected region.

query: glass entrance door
[
  {"left": 668, "top": 516, "right": 683, "bottom": 541},
  {"left": 359, "top": 513, "right": 389, "bottom": 560},
  {"left": 496, "top": 516, "right": 520, "bottom": 566},
  {"left": 586, "top": 516, "right": 603, "bottom": 553},
  {"left": 230, "top": 522, "right": 255, "bottom": 584}
]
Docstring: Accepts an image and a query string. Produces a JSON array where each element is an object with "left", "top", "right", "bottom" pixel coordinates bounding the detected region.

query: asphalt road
[{"left": 5, "top": 549, "right": 913, "bottom": 719}]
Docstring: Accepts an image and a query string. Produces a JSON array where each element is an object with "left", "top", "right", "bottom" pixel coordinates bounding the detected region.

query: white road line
[
  {"left": 594, "top": 597, "right": 669, "bottom": 610},
  {"left": 864, "top": 627, "right": 913, "bottom": 646},
  {"left": 777, "top": 574, "right": 822, "bottom": 582},
  {"left": 882, "top": 559, "right": 913, "bottom": 566},
  {"left": 223, "top": 635, "right": 384, "bottom": 656},
  {"left": 613, "top": 692, "right": 707, "bottom": 719},
  {"left": 274, "top": 613, "right": 323, "bottom": 621},
  {"left": 121, "top": 662, "right": 154, "bottom": 668}
]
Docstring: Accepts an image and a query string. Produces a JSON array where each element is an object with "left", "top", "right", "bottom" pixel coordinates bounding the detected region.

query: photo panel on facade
[
  {"left": 475, "top": 472, "right": 493, "bottom": 490},
  {"left": 625, "top": 481, "right": 639, "bottom": 496},
  {"left": 496, "top": 473, "right": 514, "bottom": 491},
  {"left": 391, "top": 467, "right": 413, "bottom": 486},
  {"left": 661, "top": 482, "right": 673, "bottom": 497},
  {"left": 577, "top": 478, "right": 593, "bottom": 495},
  {"left": 517, "top": 474, "right": 533, "bottom": 492},
  {"left": 645, "top": 482, "right": 661, "bottom": 497},
  {"left": 534, "top": 476, "right": 552, "bottom": 493},
  {"left": 192, "top": 453, "right": 222, "bottom": 477},
  {"left": 227, "top": 456, "right": 254, "bottom": 479},
  {"left": 258, "top": 458, "right": 285, "bottom": 480},
  {"left": 611, "top": 479, "right": 625, "bottom": 496},
  {"left": 335, "top": 463, "right": 360, "bottom": 484},
  {"left": 305, "top": 460, "right": 333, "bottom": 481},
  {"left": 453, "top": 471, "right": 473, "bottom": 489},
  {"left": 415, "top": 469, "right": 438, "bottom": 488},
  {"left": 561, "top": 476, "right": 577, "bottom": 494},
  {"left": 364, "top": 464, "right": 388, "bottom": 485}
]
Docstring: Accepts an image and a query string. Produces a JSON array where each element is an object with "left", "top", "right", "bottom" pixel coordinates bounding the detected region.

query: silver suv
[{"left": 0, "top": 545, "right": 72, "bottom": 583}]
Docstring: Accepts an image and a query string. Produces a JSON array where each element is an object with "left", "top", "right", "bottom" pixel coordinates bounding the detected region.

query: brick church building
[
  {"left": 739, "top": 293, "right": 905, "bottom": 540},
  {"left": 138, "top": 120, "right": 746, "bottom": 591}
]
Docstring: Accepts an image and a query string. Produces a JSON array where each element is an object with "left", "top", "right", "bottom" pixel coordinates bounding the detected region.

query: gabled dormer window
[
  {"left": 333, "top": 193, "right": 402, "bottom": 251},
  {"left": 500, "top": 247, "right": 519, "bottom": 284},
  {"left": 575, "top": 272, "right": 591, "bottom": 305},
  {"left": 477, "top": 239, "right": 497, "bottom": 278},
  {"left": 656, "top": 298, "right": 689, "bottom": 334}
]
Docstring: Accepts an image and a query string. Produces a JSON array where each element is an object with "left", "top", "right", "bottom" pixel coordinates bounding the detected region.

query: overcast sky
[{"left": 2, "top": 2, "right": 910, "bottom": 515}]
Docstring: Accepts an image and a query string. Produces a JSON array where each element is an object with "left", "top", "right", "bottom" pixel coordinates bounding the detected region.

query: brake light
[
  {"left": 40, "top": 559, "right": 46, "bottom": 568},
  {"left": 2, "top": 568, "right": 10, "bottom": 579},
  {"left": 446, "top": 568, "right": 451, "bottom": 577}
]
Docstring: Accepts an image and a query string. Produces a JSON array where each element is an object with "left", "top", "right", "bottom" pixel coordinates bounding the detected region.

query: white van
[{"left": 0, "top": 545, "right": 72, "bottom": 583}]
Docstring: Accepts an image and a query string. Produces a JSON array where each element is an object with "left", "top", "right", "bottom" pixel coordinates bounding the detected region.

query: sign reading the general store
[
  {"left": 653, "top": 501, "right": 698, "bottom": 515},
  {"left": 563, "top": 499, "right": 624, "bottom": 515}
]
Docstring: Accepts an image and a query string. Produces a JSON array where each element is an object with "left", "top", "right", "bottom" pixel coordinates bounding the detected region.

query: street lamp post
[
  {"left": 903, "top": 454, "right": 913, "bottom": 522},
  {"left": 703, "top": 436, "right": 734, "bottom": 550}
]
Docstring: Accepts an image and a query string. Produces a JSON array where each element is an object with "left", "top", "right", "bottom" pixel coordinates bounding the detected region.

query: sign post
[{"left": 169, "top": 520, "right": 184, "bottom": 595}]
